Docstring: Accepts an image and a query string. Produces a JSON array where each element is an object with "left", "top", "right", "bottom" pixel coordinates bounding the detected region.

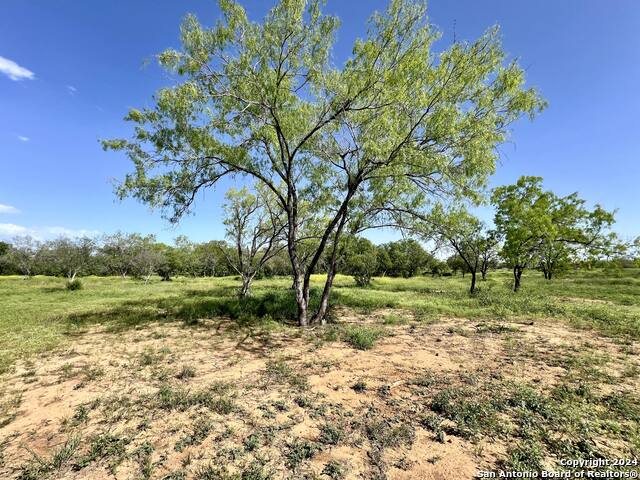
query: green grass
[{"left": 1, "top": 268, "right": 639, "bottom": 373}]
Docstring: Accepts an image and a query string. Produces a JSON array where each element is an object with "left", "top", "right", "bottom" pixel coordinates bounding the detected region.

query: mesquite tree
[
  {"left": 413, "top": 207, "right": 494, "bottom": 293},
  {"left": 492, "top": 176, "right": 615, "bottom": 290},
  {"left": 103, "top": 0, "right": 544, "bottom": 325},
  {"left": 222, "top": 186, "right": 285, "bottom": 296}
]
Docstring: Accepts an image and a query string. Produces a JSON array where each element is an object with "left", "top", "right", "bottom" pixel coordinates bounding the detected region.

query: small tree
[
  {"left": 5, "top": 236, "right": 41, "bottom": 278},
  {"left": 131, "top": 242, "right": 163, "bottom": 283},
  {"left": 222, "top": 186, "right": 285, "bottom": 297},
  {"left": 101, "top": 232, "right": 143, "bottom": 278},
  {"left": 47, "top": 236, "right": 96, "bottom": 280},
  {"left": 492, "top": 176, "right": 615, "bottom": 291},
  {"left": 341, "top": 236, "right": 378, "bottom": 287}
]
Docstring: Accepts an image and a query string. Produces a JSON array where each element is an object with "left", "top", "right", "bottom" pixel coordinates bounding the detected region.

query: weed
[
  {"left": 343, "top": 325, "right": 384, "bottom": 350},
  {"left": 176, "top": 365, "right": 196, "bottom": 380},
  {"left": 322, "top": 460, "right": 347, "bottom": 479},
  {"left": 318, "top": 422, "right": 345, "bottom": 446},
  {"left": 285, "top": 439, "right": 319, "bottom": 470}
]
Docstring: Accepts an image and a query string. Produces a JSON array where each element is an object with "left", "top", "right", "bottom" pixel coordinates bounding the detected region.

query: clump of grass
[
  {"left": 156, "top": 383, "right": 235, "bottom": 414},
  {"left": 176, "top": 365, "right": 196, "bottom": 380},
  {"left": 66, "top": 279, "right": 83, "bottom": 291},
  {"left": 343, "top": 325, "right": 385, "bottom": 350},
  {"left": 264, "top": 358, "right": 308, "bottom": 390},
  {"left": 19, "top": 436, "right": 80, "bottom": 480},
  {"left": 75, "top": 432, "right": 130, "bottom": 473},
  {"left": 175, "top": 417, "right": 213, "bottom": 451},
  {"left": 322, "top": 459, "right": 347, "bottom": 479},
  {"left": 351, "top": 380, "right": 367, "bottom": 392}
]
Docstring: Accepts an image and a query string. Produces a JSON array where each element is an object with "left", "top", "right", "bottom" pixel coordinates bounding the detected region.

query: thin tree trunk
[
  {"left": 513, "top": 267, "right": 522, "bottom": 292},
  {"left": 239, "top": 275, "right": 251, "bottom": 297},
  {"left": 469, "top": 271, "right": 477, "bottom": 294}
]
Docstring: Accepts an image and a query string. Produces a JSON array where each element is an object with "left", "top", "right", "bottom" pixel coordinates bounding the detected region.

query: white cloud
[
  {"left": 0, "top": 224, "right": 100, "bottom": 241},
  {"left": 17, "top": 135, "right": 29, "bottom": 142},
  {"left": 0, "top": 223, "right": 28, "bottom": 236},
  {"left": 0, "top": 55, "right": 35, "bottom": 81},
  {"left": 0, "top": 204, "right": 20, "bottom": 214},
  {"left": 67, "top": 85, "right": 77, "bottom": 95}
]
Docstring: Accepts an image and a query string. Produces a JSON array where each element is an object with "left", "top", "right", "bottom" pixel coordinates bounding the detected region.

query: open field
[{"left": 1, "top": 270, "right": 639, "bottom": 479}]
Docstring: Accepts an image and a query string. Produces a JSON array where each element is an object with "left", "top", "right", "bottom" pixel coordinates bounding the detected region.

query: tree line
[{"left": 1, "top": 173, "right": 635, "bottom": 297}]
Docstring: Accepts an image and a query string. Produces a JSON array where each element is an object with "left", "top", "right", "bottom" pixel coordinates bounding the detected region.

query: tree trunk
[
  {"left": 239, "top": 275, "right": 251, "bottom": 297},
  {"left": 469, "top": 271, "right": 477, "bottom": 294},
  {"left": 481, "top": 269, "right": 487, "bottom": 281},
  {"left": 294, "top": 272, "right": 309, "bottom": 326},
  {"left": 513, "top": 267, "right": 522, "bottom": 292},
  {"left": 312, "top": 264, "right": 337, "bottom": 325}
]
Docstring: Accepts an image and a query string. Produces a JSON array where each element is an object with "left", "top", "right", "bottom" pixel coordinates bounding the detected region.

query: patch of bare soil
[{"left": 0, "top": 313, "right": 638, "bottom": 479}]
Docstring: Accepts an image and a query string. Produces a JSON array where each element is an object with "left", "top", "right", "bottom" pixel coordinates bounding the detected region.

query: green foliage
[
  {"left": 66, "top": 278, "right": 83, "bottom": 290},
  {"left": 342, "top": 325, "right": 385, "bottom": 350},
  {"left": 103, "top": 0, "right": 544, "bottom": 325},
  {"left": 492, "top": 176, "right": 616, "bottom": 290}
]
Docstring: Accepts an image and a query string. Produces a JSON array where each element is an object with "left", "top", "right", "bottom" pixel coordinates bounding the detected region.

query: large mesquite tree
[
  {"left": 103, "top": 0, "right": 544, "bottom": 326},
  {"left": 492, "top": 176, "right": 615, "bottom": 290}
]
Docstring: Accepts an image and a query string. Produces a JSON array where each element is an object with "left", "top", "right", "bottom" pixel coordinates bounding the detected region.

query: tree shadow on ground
[{"left": 62, "top": 286, "right": 326, "bottom": 339}]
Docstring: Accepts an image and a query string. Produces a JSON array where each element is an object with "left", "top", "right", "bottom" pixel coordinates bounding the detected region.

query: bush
[
  {"left": 66, "top": 279, "right": 83, "bottom": 291},
  {"left": 343, "top": 326, "right": 384, "bottom": 350}
]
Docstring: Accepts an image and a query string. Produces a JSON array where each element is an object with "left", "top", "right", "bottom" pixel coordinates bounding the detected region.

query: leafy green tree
[
  {"left": 46, "top": 237, "right": 96, "bottom": 280},
  {"left": 103, "top": 0, "right": 544, "bottom": 325},
  {"left": 0, "top": 241, "right": 11, "bottom": 274},
  {"left": 378, "top": 239, "right": 432, "bottom": 278},
  {"left": 340, "top": 236, "right": 378, "bottom": 287},
  {"left": 101, "top": 232, "right": 156, "bottom": 278},
  {"left": 195, "top": 240, "right": 232, "bottom": 276},
  {"left": 413, "top": 207, "right": 497, "bottom": 292},
  {"left": 222, "top": 186, "right": 285, "bottom": 296},
  {"left": 492, "top": 176, "right": 615, "bottom": 290},
  {"left": 4, "top": 236, "right": 41, "bottom": 278}
]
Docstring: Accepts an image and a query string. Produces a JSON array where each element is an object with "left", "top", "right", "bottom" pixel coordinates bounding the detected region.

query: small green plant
[
  {"left": 322, "top": 460, "right": 347, "bottom": 479},
  {"left": 351, "top": 380, "right": 367, "bottom": 392},
  {"left": 318, "top": 422, "right": 345, "bottom": 445},
  {"left": 66, "top": 279, "right": 83, "bottom": 291},
  {"left": 285, "top": 439, "right": 319, "bottom": 470},
  {"left": 343, "top": 326, "right": 384, "bottom": 350},
  {"left": 176, "top": 365, "right": 196, "bottom": 380}
]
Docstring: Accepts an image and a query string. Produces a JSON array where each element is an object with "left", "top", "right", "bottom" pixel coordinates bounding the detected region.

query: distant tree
[
  {"left": 446, "top": 254, "right": 468, "bottom": 276},
  {"left": 5, "top": 236, "right": 41, "bottom": 278},
  {"left": 378, "top": 239, "right": 432, "bottom": 278},
  {"left": 479, "top": 231, "right": 500, "bottom": 280},
  {"left": 0, "top": 241, "right": 10, "bottom": 274},
  {"left": 341, "top": 236, "right": 378, "bottom": 287},
  {"left": 430, "top": 260, "right": 450, "bottom": 277},
  {"left": 100, "top": 232, "right": 158, "bottom": 278},
  {"left": 193, "top": 240, "right": 230, "bottom": 277},
  {"left": 130, "top": 238, "right": 163, "bottom": 283},
  {"left": 103, "top": 0, "right": 544, "bottom": 325},
  {"left": 222, "top": 187, "right": 285, "bottom": 297},
  {"left": 414, "top": 207, "right": 496, "bottom": 293},
  {"left": 492, "top": 176, "right": 615, "bottom": 291},
  {"left": 46, "top": 237, "right": 96, "bottom": 280}
]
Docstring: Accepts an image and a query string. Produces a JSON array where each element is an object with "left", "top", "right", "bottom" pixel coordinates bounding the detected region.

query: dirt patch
[{"left": 1, "top": 313, "right": 638, "bottom": 479}]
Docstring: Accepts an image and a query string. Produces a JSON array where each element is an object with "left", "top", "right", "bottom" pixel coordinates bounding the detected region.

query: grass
[
  {"left": 1, "top": 269, "right": 639, "bottom": 478},
  {"left": 1, "top": 269, "right": 639, "bottom": 372}
]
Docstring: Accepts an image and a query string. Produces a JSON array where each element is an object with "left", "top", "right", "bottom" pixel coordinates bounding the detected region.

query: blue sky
[{"left": 1, "top": 0, "right": 638, "bottom": 245}]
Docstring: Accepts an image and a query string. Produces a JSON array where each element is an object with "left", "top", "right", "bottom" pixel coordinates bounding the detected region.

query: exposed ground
[{"left": 1, "top": 271, "right": 639, "bottom": 479}]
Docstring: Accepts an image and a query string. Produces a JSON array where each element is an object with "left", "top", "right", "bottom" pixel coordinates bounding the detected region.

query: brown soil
[{"left": 0, "top": 313, "right": 638, "bottom": 480}]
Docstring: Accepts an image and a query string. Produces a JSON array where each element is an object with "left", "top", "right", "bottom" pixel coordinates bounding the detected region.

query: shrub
[
  {"left": 66, "top": 279, "right": 83, "bottom": 291},
  {"left": 343, "top": 326, "right": 384, "bottom": 350}
]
